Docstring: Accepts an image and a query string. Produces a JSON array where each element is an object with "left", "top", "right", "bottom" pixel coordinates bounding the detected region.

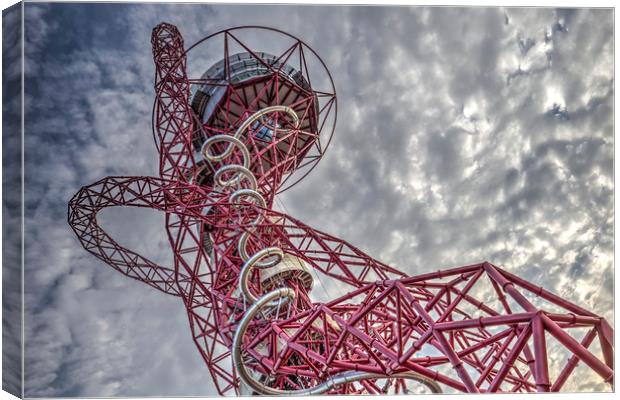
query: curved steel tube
[
  {"left": 233, "top": 290, "right": 443, "bottom": 395},
  {"left": 230, "top": 188, "right": 267, "bottom": 209},
  {"left": 201, "top": 106, "right": 299, "bottom": 192},
  {"left": 239, "top": 247, "right": 284, "bottom": 304},
  {"left": 231, "top": 188, "right": 273, "bottom": 268},
  {"left": 202, "top": 134, "right": 250, "bottom": 167},
  {"left": 218, "top": 105, "right": 300, "bottom": 161},
  {"left": 214, "top": 164, "right": 257, "bottom": 189}
]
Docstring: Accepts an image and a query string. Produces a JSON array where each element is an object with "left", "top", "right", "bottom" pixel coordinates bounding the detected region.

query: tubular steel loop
[
  {"left": 238, "top": 229, "right": 279, "bottom": 269},
  {"left": 216, "top": 105, "right": 301, "bottom": 161},
  {"left": 238, "top": 231, "right": 254, "bottom": 265},
  {"left": 246, "top": 246, "right": 284, "bottom": 271},
  {"left": 214, "top": 164, "right": 257, "bottom": 190},
  {"left": 237, "top": 105, "right": 300, "bottom": 135},
  {"left": 202, "top": 135, "right": 250, "bottom": 167},
  {"left": 230, "top": 188, "right": 267, "bottom": 209},
  {"left": 232, "top": 290, "right": 443, "bottom": 395},
  {"left": 231, "top": 188, "right": 268, "bottom": 263},
  {"left": 203, "top": 106, "right": 301, "bottom": 192},
  {"left": 239, "top": 247, "right": 285, "bottom": 304}
]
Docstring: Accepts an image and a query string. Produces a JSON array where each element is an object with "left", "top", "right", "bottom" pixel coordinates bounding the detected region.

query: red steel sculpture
[{"left": 68, "top": 22, "right": 614, "bottom": 395}]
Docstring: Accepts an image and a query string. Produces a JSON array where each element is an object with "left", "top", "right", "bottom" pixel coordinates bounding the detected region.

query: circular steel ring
[
  {"left": 230, "top": 188, "right": 267, "bottom": 209},
  {"left": 239, "top": 247, "right": 285, "bottom": 304},
  {"left": 213, "top": 105, "right": 301, "bottom": 163},
  {"left": 214, "top": 164, "right": 257, "bottom": 190},
  {"left": 201, "top": 135, "right": 250, "bottom": 167}
]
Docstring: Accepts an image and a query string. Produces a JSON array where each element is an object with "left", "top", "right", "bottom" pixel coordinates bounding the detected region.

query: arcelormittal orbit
[{"left": 68, "top": 23, "right": 614, "bottom": 395}]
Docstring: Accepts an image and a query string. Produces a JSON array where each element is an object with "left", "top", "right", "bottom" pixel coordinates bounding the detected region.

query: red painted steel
[{"left": 68, "top": 22, "right": 614, "bottom": 395}]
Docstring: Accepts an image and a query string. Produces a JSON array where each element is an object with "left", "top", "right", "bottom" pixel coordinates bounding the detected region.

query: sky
[{"left": 12, "top": 3, "right": 614, "bottom": 397}]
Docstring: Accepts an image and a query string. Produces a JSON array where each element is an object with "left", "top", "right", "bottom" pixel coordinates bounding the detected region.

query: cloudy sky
[{"left": 13, "top": 3, "right": 613, "bottom": 397}]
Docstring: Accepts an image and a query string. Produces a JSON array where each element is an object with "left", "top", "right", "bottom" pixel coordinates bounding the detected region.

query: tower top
[{"left": 157, "top": 26, "right": 337, "bottom": 194}]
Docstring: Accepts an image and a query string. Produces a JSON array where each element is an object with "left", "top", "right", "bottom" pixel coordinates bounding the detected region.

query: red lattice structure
[{"left": 68, "top": 22, "right": 614, "bottom": 395}]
